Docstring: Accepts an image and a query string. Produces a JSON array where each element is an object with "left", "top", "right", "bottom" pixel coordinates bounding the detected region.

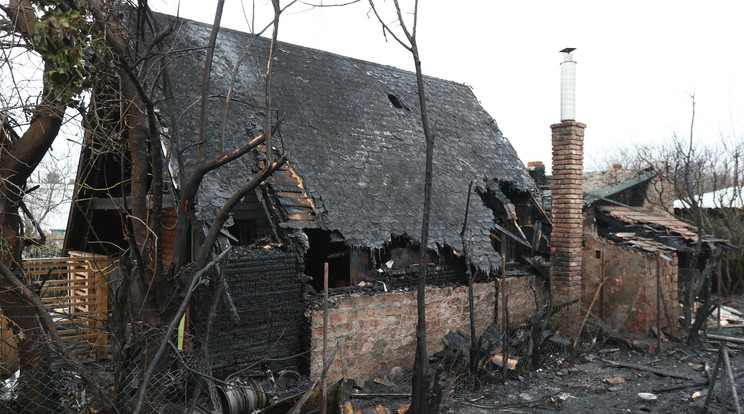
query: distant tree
[
  {"left": 23, "top": 154, "right": 75, "bottom": 238},
  {"left": 590, "top": 95, "right": 742, "bottom": 343}
]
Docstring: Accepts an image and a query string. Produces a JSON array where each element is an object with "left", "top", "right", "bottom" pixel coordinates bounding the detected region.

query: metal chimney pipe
[{"left": 560, "top": 51, "right": 576, "bottom": 121}]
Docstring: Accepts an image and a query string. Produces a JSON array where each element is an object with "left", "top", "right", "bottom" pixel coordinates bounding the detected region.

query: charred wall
[
  {"left": 376, "top": 260, "right": 469, "bottom": 290},
  {"left": 192, "top": 247, "right": 306, "bottom": 378},
  {"left": 582, "top": 235, "right": 679, "bottom": 337}
]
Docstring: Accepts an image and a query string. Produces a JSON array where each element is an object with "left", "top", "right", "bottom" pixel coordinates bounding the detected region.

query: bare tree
[
  {"left": 1, "top": 0, "right": 292, "bottom": 411},
  {"left": 367, "top": 1, "right": 438, "bottom": 411},
  {"left": 23, "top": 152, "right": 74, "bottom": 234}
]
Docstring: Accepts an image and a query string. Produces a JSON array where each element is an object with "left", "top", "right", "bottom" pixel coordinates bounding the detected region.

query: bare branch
[
  {"left": 366, "top": 1, "right": 412, "bottom": 52},
  {"left": 299, "top": 0, "right": 362, "bottom": 7},
  {"left": 132, "top": 248, "right": 232, "bottom": 414},
  {"left": 197, "top": 0, "right": 226, "bottom": 161}
]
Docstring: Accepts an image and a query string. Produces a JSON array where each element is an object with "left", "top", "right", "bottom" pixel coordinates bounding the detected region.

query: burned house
[
  {"left": 582, "top": 166, "right": 723, "bottom": 337},
  {"left": 64, "top": 14, "right": 549, "bottom": 381}
]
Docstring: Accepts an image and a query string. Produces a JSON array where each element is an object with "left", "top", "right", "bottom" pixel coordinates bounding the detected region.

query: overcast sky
[{"left": 151, "top": 1, "right": 744, "bottom": 171}]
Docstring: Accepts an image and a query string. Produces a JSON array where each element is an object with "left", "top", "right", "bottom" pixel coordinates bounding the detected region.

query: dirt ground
[{"left": 342, "top": 323, "right": 744, "bottom": 414}]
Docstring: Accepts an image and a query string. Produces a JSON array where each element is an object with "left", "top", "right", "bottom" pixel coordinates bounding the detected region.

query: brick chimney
[
  {"left": 551, "top": 49, "right": 584, "bottom": 336},
  {"left": 527, "top": 161, "right": 548, "bottom": 189},
  {"left": 551, "top": 121, "right": 585, "bottom": 333}
]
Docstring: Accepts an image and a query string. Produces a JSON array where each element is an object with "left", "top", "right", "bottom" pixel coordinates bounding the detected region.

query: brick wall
[
  {"left": 308, "top": 283, "right": 495, "bottom": 382},
  {"left": 497, "top": 276, "right": 548, "bottom": 327},
  {"left": 582, "top": 235, "right": 679, "bottom": 336},
  {"left": 551, "top": 121, "right": 586, "bottom": 335}
]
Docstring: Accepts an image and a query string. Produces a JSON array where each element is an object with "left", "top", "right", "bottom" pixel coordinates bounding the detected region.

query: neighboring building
[
  {"left": 532, "top": 163, "right": 724, "bottom": 338},
  {"left": 673, "top": 186, "right": 744, "bottom": 209},
  {"left": 65, "top": 14, "right": 550, "bottom": 380},
  {"left": 583, "top": 166, "right": 722, "bottom": 337},
  {"left": 584, "top": 164, "right": 675, "bottom": 215}
]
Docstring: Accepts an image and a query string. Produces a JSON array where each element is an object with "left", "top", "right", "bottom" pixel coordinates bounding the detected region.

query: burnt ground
[
  {"left": 341, "top": 325, "right": 744, "bottom": 414},
  {"left": 446, "top": 342, "right": 743, "bottom": 414}
]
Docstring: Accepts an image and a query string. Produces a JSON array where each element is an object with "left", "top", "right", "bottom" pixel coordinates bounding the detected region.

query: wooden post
[
  {"left": 501, "top": 235, "right": 509, "bottom": 382},
  {"left": 600, "top": 247, "right": 605, "bottom": 322},
  {"left": 321, "top": 262, "right": 328, "bottom": 414},
  {"left": 656, "top": 253, "right": 662, "bottom": 353},
  {"left": 94, "top": 256, "right": 109, "bottom": 358},
  {"left": 0, "top": 309, "right": 19, "bottom": 374}
]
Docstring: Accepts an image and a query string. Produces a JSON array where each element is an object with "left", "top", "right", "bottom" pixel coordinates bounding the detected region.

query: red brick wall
[
  {"left": 308, "top": 283, "right": 496, "bottom": 382},
  {"left": 551, "top": 121, "right": 586, "bottom": 335},
  {"left": 582, "top": 235, "right": 679, "bottom": 336},
  {"left": 497, "top": 276, "right": 548, "bottom": 327}
]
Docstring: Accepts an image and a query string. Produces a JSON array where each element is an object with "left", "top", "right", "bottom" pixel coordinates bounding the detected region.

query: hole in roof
[{"left": 387, "top": 94, "right": 409, "bottom": 111}]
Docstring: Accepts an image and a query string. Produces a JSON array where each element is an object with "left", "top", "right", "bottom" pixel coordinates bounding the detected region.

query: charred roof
[{"left": 154, "top": 14, "right": 536, "bottom": 272}]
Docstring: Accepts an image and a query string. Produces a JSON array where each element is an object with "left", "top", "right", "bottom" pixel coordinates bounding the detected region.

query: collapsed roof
[{"left": 155, "top": 14, "right": 537, "bottom": 272}]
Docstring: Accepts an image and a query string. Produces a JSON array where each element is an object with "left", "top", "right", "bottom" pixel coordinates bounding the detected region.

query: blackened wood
[
  {"left": 602, "top": 359, "right": 697, "bottom": 381},
  {"left": 722, "top": 346, "right": 742, "bottom": 414}
]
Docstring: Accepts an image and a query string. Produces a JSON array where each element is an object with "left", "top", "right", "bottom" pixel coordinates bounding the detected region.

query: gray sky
[
  {"left": 143, "top": 1, "right": 744, "bottom": 172},
  {"left": 149, "top": 1, "right": 744, "bottom": 171}
]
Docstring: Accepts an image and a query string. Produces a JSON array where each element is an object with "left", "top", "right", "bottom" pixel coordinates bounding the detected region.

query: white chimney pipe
[{"left": 560, "top": 52, "right": 576, "bottom": 121}]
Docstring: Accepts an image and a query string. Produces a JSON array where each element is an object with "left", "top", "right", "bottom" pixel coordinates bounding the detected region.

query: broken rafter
[
  {"left": 721, "top": 345, "right": 742, "bottom": 414},
  {"left": 573, "top": 281, "right": 603, "bottom": 348},
  {"left": 490, "top": 222, "right": 531, "bottom": 248}
]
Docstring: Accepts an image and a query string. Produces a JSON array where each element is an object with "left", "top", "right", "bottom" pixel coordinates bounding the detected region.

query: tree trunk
[{"left": 0, "top": 81, "right": 64, "bottom": 413}]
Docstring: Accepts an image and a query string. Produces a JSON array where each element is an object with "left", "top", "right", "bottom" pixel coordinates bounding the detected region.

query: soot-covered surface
[
  {"left": 192, "top": 247, "right": 306, "bottom": 378},
  {"left": 152, "top": 12, "right": 538, "bottom": 274}
]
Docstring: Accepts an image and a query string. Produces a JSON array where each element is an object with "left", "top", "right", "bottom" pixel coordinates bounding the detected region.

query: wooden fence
[{"left": 0, "top": 253, "right": 111, "bottom": 374}]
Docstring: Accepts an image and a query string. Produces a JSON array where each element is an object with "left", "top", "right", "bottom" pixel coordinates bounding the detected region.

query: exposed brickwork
[
  {"left": 551, "top": 121, "right": 586, "bottom": 335},
  {"left": 582, "top": 235, "right": 679, "bottom": 336},
  {"left": 497, "top": 276, "right": 548, "bottom": 327},
  {"left": 308, "top": 283, "right": 496, "bottom": 382}
]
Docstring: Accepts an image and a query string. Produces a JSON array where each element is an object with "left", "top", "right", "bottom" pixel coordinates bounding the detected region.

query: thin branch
[
  {"left": 197, "top": 0, "right": 226, "bottom": 162},
  {"left": 194, "top": 156, "right": 287, "bottom": 269},
  {"left": 219, "top": 3, "right": 293, "bottom": 153},
  {"left": 391, "top": 0, "right": 413, "bottom": 43},
  {"left": 132, "top": 248, "right": 231, "bottom": 414},
  {"left": 299, "top": 0, "right": 361, "bottom": 7},
  {"left": 366, "top": 1, "right": 412, "bottom": 52},
  {"left": 263, "top": 0, "right": 283, "bottom": 165}
]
